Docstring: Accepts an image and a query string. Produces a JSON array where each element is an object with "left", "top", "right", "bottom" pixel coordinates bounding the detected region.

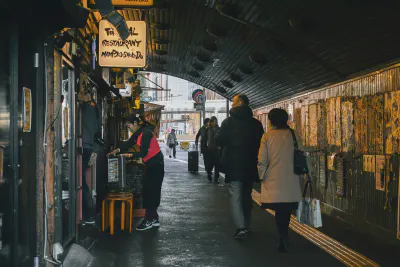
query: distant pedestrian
[
  {"left": 167, "top": 129, "right": 177, "bottom": 158},
  {"left": 203, "top": 117, "right": 220, "bottom": 183},
  {"left": 216, "top": 94, "right": 264, "bottom": 240},
  {"left": 258, "top": 108, "right": 302, "bottom": 252}
]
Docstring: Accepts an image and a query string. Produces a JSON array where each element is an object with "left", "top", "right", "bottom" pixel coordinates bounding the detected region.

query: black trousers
[
  {"left": 275, "top": 211, "right": 291, "bottom": 239},
  {"left": 143, "top": 161, "right": 165, "bottom": 220},
  {"left": 205, "top": 149, "right": 220, "bottom": 179},
  {"left": 82, "top": 148, "right": 94, "bottom": 219}
]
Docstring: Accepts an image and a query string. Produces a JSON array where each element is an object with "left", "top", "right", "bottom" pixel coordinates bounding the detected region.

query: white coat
[{"left": 257, "top": 129, "right": 302, "bottom": 203}]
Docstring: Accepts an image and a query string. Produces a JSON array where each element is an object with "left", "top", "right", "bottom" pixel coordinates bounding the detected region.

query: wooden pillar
[{"left": 44, "top": 43, "right": 56, "bottom": 266}]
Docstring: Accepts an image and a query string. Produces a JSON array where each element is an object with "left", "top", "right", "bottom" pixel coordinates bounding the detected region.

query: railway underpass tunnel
[{"left": 2, "top": 0, "right": 400, "bottom": 266}]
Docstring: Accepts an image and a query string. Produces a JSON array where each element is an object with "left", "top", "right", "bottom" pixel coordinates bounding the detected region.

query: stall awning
[{"left": 88, "top": 72, "right": 122, "bottom": 99}]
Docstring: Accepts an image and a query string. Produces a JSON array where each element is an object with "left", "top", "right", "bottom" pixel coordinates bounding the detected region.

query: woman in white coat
[{"left": 257, "top": 108, "right": 302, "bottom": 253}]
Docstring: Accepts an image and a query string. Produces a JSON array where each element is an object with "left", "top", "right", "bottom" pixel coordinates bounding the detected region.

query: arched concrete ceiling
[{"left": 100, "top": 0, "right": 400, "bottom": 108}]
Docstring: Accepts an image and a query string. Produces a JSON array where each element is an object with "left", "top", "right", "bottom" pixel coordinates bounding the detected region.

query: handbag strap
[
  {"left": 289, "top": 128, "right": 299, "bottom": 149},
  {"left": 302, "top": 174, "right": 313, "bottom": 198}
]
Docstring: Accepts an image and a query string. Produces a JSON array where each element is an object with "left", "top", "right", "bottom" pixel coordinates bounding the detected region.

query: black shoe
[
  {"left": 243, "top": 228, "right": 251, "bottom": 234},
  {"left": 278, "top": 237, "right": 289, "bottom": 253},
  {"left": 169, "top": 156, "right": 172, "bottom": 158},
  {"left": 207, "top": 174, "right": 212, "bottom": 182},
  {"left": 233, "top": 229, "right": 246, "bottom": 240},
  {"left": 136, "top": 220, "right": 153, "bottom": 231}
]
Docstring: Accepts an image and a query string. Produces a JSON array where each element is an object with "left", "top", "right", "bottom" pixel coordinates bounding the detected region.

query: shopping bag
[{"left": 296, "top": 177, "right": 323, "bottom": 228}]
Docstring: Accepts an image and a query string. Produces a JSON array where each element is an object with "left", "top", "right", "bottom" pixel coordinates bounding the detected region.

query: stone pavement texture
[{"left": 89, "top": 150, "right": 343, "bottom": 267}]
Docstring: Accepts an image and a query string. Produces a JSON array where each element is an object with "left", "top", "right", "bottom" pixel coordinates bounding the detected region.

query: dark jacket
[
  {"left": 120, "top": 125, "right": 164, "bottom": 167},
  {"left": 203, "top": 126, "right": 220, "bottom": 151},
  {"left": 196, "top": 125, "right": 208, "bottom": 152},
  {"left": 82, "top": 101, "right": 101, "bottom": 151},
  {"left": 216, "top": 105, "right": 264, "bottom": 183}
]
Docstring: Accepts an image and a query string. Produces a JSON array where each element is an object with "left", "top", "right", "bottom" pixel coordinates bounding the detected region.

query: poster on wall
[
  {"left": 301, "top": 105, "right": 308, "bottom": 147},
  {"left": 385, "top": 91, "right": 400, "bottom": 154},
  {"left": 309, "top": 104, "right": 318, "bottom": 147},
  {"left": 288, "top": 103, "right": 294, "bottom": 122},
  {"left": 341, "top": 100, "right": 354, "bottom": 152},
  {"left": 367, "top": 95, "right": 384, "bottom": 154},
  {"left": 23, "top": 87, "right": 32, "bottom": 133},
  {"left": 317, "top": 102, "right": 327, "bottom": 149},
  {"left": 375, "top": 155, "right": 385, "bottom": 191},
  {"left": 335, "top": 97, "right": 341, "bottom": 147},
  {"left": 98, "top": 20, "right": 147, "bottom": 68},
  {"left": 363, "top": 155, "right": 376, "bottom": 172},
  {"left": 294, "top": 108, "right": 302, "bottom": 144},
  {"left": 326, "top": 98, "right": 336, "bottom": 146},
  {"left": 327, "top": 154, "right": 335, "bottom": 171},
  {"left": 355, "top": 98, "right": 368, "bottom": 154}
]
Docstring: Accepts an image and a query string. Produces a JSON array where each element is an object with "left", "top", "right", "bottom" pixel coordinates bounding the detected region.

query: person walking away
[
  {"left": 79, "top": 87, "right": 101, "bottom": 225},
  {"left": 196, "top": 118, "right": 210, "bottom": 175},
  {"left": 167, "top": 129, "right": 177, "bottom": 158},
  {"left": 258, "top": 108, "right": 302, "bottom": 252},
  {"left": 202, "top": 117, "right": 220, "bottom": 183},
  {"left": 108, "top": 116, "right": 165, "bottom": 231},
  {"left": 195, "top": 118, "right": 210, "bottom": 153},
  {"left": 216, "top": 94, "right": 264, "bottom": 239}
]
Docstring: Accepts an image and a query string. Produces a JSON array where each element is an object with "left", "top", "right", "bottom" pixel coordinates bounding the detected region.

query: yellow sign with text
[
  {"left": 180, "top": 141, "right": 190, "bottom": 151},
  {"left": 112, "top": 0, "right": 153, "bottom": 6}
]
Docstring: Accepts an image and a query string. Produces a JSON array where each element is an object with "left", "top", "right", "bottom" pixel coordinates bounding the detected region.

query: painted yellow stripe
[{"left": 251, "top": 190, "right": 380, "bottom": 267}]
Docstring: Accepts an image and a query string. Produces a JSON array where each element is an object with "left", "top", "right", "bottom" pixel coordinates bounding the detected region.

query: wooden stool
[{"left": 102, "top": 192, "right": 134, "bottom": 235}]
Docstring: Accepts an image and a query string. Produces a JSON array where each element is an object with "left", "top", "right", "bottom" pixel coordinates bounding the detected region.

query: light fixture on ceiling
[
  {"left": 196, "top": 53, "right": 212, "bottom": 63},
  {"left": 213, "top": 59, "right": 221, "bottom": 67},
  {"left": 201, "top": 41, "right": 218, "bottom": 52},
  {"left": 237, "top": 66, "right": 253, "bottom": 75},
  {"left": 206, "top": 24, "right": 227, "bottom": 38},
  {"left": 249, "top": 51, "right": 267, "bottom": 65},
  {"left": 192, "top": 62, "right": 205, "bottom": 71},
  {"left": 215, "top": 86, "right": 227, "bottom": 94},
  {"left": 188, "top": 70, "right": 201, "bottom": 78},
  {"left": 221, "top": 80, "right": 233, "bottom": 88},
  {"left": 229, "top": 73, "right": 242, "bottom": 82}
]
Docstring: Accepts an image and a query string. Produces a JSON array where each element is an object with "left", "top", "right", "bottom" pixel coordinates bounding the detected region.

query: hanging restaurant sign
[
  {"left": 99, "top": 20, "right": 146, "bottom": 68},
  {"left": 112, "top": 0, "right": 154, "bottom": 6}
]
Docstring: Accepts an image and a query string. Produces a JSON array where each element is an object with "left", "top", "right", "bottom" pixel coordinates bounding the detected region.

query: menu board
[
  {"left": 363, "top": 155, "right": 376, "bottom": 172},
  {"left": 355, "top": 98, "right": 368, "bottom": 154},
  {"left": 309, "top": 104, "right": 318, "bottom": 147}
]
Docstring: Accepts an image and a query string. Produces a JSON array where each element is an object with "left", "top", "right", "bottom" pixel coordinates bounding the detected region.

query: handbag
[
  {"left": 296, "top": 176, "right": 323, "bottom": 228},
  {"left": 289, "top": 129, "right": 309, "bottom": 175}
]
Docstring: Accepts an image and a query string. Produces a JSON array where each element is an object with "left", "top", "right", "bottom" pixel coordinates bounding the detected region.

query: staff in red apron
[{"left": 108, "top": 116, "right": 165, "bottom": 231}]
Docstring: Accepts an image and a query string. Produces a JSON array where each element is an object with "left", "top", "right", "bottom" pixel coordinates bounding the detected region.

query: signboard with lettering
[
  {"left": 194, "top": 103, "right": 204, "bottom": 110},
  {"left": 112, "top": 0, "right": 154, "bottom": 6},
  {"left": 99, "top": 20, "right": 146, "bottom": 68}
]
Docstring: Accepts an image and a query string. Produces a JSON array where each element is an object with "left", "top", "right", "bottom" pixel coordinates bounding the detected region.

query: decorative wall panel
[
  {"left": 341, "top": 100, "right": 354, "bottom": 152},
  {"left": 355, "top": 98, "right": 368, "bottom": 154}
]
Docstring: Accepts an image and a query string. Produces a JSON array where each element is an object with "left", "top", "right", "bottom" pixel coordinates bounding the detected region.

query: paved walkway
[{"left": 89, "top": 153, "right": 343, "bottom": 267}]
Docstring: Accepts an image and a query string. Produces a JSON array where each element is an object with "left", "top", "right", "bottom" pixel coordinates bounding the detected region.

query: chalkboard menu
[
  {"left": 319, "top": 155, "right": 327, "bottom": 189},
  {"left": 126, "top": 162, "right": 146, "bottom": 196},
  {"left": 336, "top": 157, "right": 345, "bottom": 197}
]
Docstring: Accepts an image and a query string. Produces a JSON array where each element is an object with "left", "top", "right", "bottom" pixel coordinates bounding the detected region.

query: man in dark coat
[{"left": 216, "top": 94, "right": 264, "bottom": 239}]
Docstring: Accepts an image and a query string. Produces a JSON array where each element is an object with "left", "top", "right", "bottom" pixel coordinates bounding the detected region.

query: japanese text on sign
[{"left": 99, "top": 20, "right": 146, "bottom": 68}]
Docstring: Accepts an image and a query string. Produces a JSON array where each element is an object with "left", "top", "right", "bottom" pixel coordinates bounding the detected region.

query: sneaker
[
  {"left": 150, "top": 219, "right": 160, "bottom": 227},
  {"left": 243, "top": 228, "right": 251, "bottom": 234},
  {"left": 136, "top": 220, "right": 153, "bottom": 231},
  {"left": 233, "top": 229, "right": 246, "bottom": 240},
  {"left": 83, "top": 217, "right": 96, "bottom": 225}
]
